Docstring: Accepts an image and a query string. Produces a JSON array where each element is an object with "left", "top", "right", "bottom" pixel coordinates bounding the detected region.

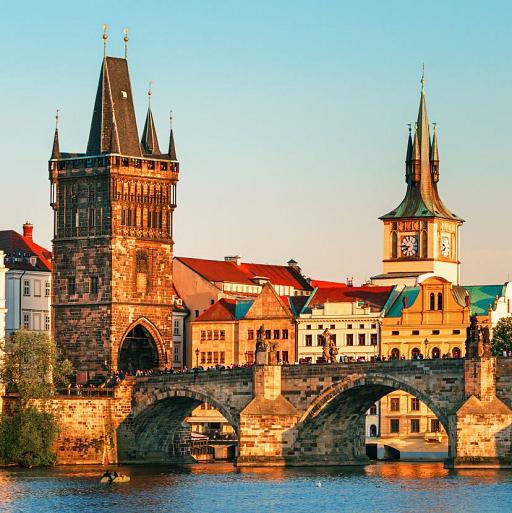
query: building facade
[
  {"left": 171, "top": 286, "right": 188, "bottom": 369},
  {"left": 49, "top": 42, "right": 179, "bottom": 379},
  {"left": 372, "top": 78, "right": 463, "bottom": 286},
  {"left": 0, "top": 251, "right": 6, "bottom": 340},
  {"left": 0, "top": 223, "right": 52, "bottom": 336}
]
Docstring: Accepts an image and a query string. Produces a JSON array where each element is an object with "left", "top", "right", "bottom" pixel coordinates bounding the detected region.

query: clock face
[
  {"left": 401, "top": 235, "right": 418, "bottom": 257},
  {"left": 441, "top": 236, "right": 450, "bottom": 257}
]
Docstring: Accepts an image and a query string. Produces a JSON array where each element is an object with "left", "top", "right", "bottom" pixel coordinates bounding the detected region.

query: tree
[
  {"left": 0, "top": 331, "right": 73, "bottom": 466},
  {"left": 491, "top": 317, "right": 512, "bottom": 356}
]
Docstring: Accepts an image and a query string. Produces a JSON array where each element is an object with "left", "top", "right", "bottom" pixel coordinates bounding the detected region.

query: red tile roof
[
  {"left": 177, "top": 257, "right": 312, "bottom": 291},
  {"left": 311, "top": 279, "right": 347, "bottom": 288},
  {"left": 0, "top": 230, "right": 52, "bottom": 272},
  {"left": 309, "top": 286, "right": 394, "bottom": 312},
  {"left": 194, "top": 298, "right": 237, "bottom": 322}
]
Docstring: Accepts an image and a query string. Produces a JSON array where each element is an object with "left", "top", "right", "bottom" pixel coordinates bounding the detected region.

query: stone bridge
[{"left": 107, "top": 357, "right": 512, "bottom": 468}]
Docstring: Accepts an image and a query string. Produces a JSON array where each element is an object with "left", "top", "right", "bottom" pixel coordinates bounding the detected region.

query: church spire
[
  {"left": 168, "top": 110, "right": 177, "bottom": 161},
  {"left": 141, "top": 82, "right": 161, "bottom": 155},
  {"left": 50, "top": 109, "right": 60, "bottom": 160},
  {"left": 430, "top": 123, "right": 439, "bottom": 182},
  {"left": 405, "top": 124, "right": 413, "bottom": 184}
]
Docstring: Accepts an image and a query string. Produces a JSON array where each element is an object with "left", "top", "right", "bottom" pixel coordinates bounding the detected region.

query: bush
[
  {"left": 0, "top": 407, "right": 59, "bottom": 467},
  {"left": 491, "top": 317, "right": 512, "bottom": 356}
]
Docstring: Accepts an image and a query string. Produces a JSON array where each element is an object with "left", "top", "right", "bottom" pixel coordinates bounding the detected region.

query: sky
[{"left": 0, "top": 0, "right": 511, "bottom": 285}]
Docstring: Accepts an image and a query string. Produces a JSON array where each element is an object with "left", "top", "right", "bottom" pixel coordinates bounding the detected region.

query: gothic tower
[
  {"left": 372, "top": 77, "right": 463, "bottom": 286},
  {"left": 49, "top": 40, "right": 178, "bottom": 379}
]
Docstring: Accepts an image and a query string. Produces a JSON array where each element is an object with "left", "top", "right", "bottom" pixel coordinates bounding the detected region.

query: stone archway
[
  {"left": 118, "top": 319, "right": 166, "bottom": 372},
  {"left": 289, "top": 373, "right": 453, "bottom": 465},
  {"left": 119, "top": 388, "right": 240, "bottom": 463}
]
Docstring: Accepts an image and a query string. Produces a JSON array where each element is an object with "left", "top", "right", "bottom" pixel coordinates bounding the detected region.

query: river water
[{"left": 1, "top": 462, "right": 511, "bottom": 513}]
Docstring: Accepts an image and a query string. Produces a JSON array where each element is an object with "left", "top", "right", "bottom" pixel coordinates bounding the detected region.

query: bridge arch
[
  {"left": 122, "top": 386, "right": 240, "bottom": 463},
  {"left": 293, "top": 372, "right": 454, "bottom": 464}
]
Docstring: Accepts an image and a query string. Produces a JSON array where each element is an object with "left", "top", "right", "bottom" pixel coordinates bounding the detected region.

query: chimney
[
  {"left": 23, "top": 222, "right": 33, "bottom": 241},
  {"left": 225, "top": 255, "right": 242, "bottom": 266},
  {"left": 287, "top": 259, "right": 301, "bottom": 274}
]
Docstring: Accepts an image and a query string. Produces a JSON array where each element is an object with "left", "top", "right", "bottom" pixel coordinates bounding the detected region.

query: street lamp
[
  {"left": 195, "top": 348, "right": 199, "bottom": 368},
  {"left": 245, "top": 351, "right": 248, "bottom": 363},
  {"left": 424, "top": 338, "right": 429, "bottom": 358}
]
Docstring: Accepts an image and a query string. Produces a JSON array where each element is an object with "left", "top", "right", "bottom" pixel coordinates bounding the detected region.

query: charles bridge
[{"left": 45, "top": 356, "right": 512, "bottom": 468}]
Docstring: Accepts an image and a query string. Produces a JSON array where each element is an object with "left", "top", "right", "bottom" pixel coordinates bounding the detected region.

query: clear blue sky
[{"left": 1, "top": 0, "right": 511, "bottom": 284}]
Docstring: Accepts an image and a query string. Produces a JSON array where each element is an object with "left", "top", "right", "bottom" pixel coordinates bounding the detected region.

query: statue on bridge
[
  {"left": 466, "top": 316, "right": 492, "bottom": 358},
  {"left": 322, "top": 329, "right": 338, "bottom": 363},
  {"left": 255, "top": 324, "right": 279, "bottom": 365}
]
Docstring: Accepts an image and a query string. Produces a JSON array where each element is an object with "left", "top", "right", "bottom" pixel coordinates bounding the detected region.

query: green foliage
[
  {"left": 491, "top": 317, "right": 512, "bottom": 356},
  {"left": 0, "top": 407, "right": 58, "bottom": 467},
  {"left": 1, "top": 330, "right": 73, "bottom": 407}
]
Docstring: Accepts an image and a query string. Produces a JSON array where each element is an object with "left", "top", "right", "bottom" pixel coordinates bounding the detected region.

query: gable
[{"left": 244, "top": 283, "right": 292, "bottom": 319}]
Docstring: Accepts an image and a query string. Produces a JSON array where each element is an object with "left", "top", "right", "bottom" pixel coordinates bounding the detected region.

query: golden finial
[
  {"left": 148, "top": 81, "right": 153, "bottom": 106},
  {"left": 407, "top": 123, "right": 412, "bottom": 135},
  {"left": 433, "top": 122, "right": 437, "bottom": 133},
  {"left": 123, "top": 28, "right": 129, "bottom": 59},
  {"left": 55, "top": 109, "right": 59, "bottom": 130},
  {"left": 421, "top": 63, "right": 425, "bottom": 93},
  {"left": 170, "top": 110, "right": 173, "bottom": 130},
  {"left": 103, "top": 24, "right": 108, "bottom": 57}
]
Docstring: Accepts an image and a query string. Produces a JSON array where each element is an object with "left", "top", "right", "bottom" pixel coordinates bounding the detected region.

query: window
[
  {"left": 136, "top": 251, "right": 148, "bottom": 293},
  {"left": 306, "top": 324, "right": 311, "bottom": 330},
  {"left": 369, "top": 404, "right": 377, "bottom": 415},
  {"left": 90, "top": 276, "right": 99, "bottom": 295},
  {"left": 370, "top": 334, "right": 377, "bottom": 346},
  {"left": 432, "top": 330, "right": 440, "bottom": 335},
  {"left": 429, "top": 292, "right": 435, "bottom": 310},
  {"left": 410, "top": 419, "right": 420, "bottom": 433},
  {"left": 331, "top": 334, "right": 337, "bottom": 345},
  {"left": 195, "top": 310, "right": 199, "bottom": 318},
  {"left": 347, "top": 324, "right": 352, "bottom": 329},
  {"left": 282, "top": 329, "right": 289, "bottom": 339},
  {"left": 45, "top": 281, "right": 51, "bottom": 297},
  {"left": 173, "top": 320, "right": 180, "bottom": 336},
  {"left": 358, "top": 334, "right": 365, "bottom": 346},
  {"left": 248, "top": 330, "right": 254, "bottom": 340},
  {"left": 346, "top": 334, "right": 354, "bottom": 346},
  {"left": 265, "top": 330, "right": 271, "bottom": 340},
  {"left": 207, "top": 352, "right": 212, "bottom": 364},
  {"left": 369, "top": 424, "right": 378, "bottom": 437},
  {"left": 411, "top": 398, "right": 420, "bottom": 411},
  {"left": 317, "top": 334, "right": 323, "bottom": 346},
  {"left": 89, "top": 208, "right": 95, "bottom": 227},
  {"left": 359, "top": 324, "right": 364, "bottom": 329},
  {"left": 207, "top": 330, "right": 212, "bottom": 340},
  {"left": 173, "top": 345, "right": 180, "bottom": 362},
  {"left": 390, "top": 397, "right": 400, "bottom": 411},
  {"left": 45, "top": 315, "right": 50, "bottom": 331},
  {"left": 453, "top": 329, "right": 461, "bottom": 335},
  {"left": 273, "top": 329, "right": 280, "bottom": 339},
  {"left": 67, "top": 277, "right": 76, "bottom": 295},
  {"left": 318, "top": 325, "right": 323, "bottom": 330},
  {"left": 247, "top": 351, "right": 254, "bottom": 364},
  {"left": 282, "top": 351, "right": 289, "bottom": 363},
  {"left": 220, "top": 351, "right": 225, "bottom": 364},
  {"left": 305, "top": 334, "right": 313, "bottom": 347},
  {"left": 431, "top": 419, "right": 441, "bottom": 433},
  {"left": 23, "top": 312, "right": 30, "bottom": 330},
  {"left": 200, "top": 352, "right": 206, "bottom": 364},
  {"left": 437, "top": 292, "right": 443, "bottom": 310},
  {"left": 412, "top": 330, "right": 420, "bottom": 335},
  {"left": 200, "top": 330, "right": 206, "bottom": 341},
  {"left": 213, "top": 352, "right": 219, "bottom": 364},
  {"left": 214, "top": 330, "right": 219, "bottom": 340},
  {"left": 330, "top": 324, "right": 335, "bottom": 330},
  {"left": 390, "top": 419, "right": 400, "bottom": 433},
  {"left": 371, "top": 323, "right": 376, "bottom": 329},
  {"left": 220, "top": 330, "right": 225, "bottom": 340},
  {"left": 23, "top": 280, "right": 30, "bottom": 296},
  {"left": 34, "top": 280, "right": 41, "bottom": 297},
  {"left": 391, "top": 348, "right": 400, "bottom": 359},
  {"left": 392, "top": 330, "right": 399, "bottom": 336}
]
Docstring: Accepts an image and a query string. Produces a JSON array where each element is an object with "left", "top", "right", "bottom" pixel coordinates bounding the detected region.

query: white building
[
  {"left": 0, "top": 251, "right": 7, "bottom": 340},
  {"left": 0, "top": 223, "right": 52, "bottom": 335},
  {"left": 171, "top": 285, "right": 188, "bottom": 369}
]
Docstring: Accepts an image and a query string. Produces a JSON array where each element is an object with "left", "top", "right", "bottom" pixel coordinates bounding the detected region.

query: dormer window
[{"left": 121, "top": 91, "right": 128, "bottom": 99}]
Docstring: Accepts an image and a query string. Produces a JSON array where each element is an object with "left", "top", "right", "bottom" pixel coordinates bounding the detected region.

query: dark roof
[
  {"left": 141, "top": 106, "right": 161, "bottom": 155},
  {"left": 86, "top": 57, "right": 142, "bottom": 157},
  {"left": 50, "top": 128, "right": 60, "bottom": 160},
  {"left": 168, "top": 128, "right": 177, "bottom": 161},
  {"left": 381, "top": 83, "right": 463, "bottom": 222},
  {"left": 176, "top": 257, "right": 313, "bottom": 291},
  {"left": 0, "top": 230, "right": 52, "bottom": 272}
]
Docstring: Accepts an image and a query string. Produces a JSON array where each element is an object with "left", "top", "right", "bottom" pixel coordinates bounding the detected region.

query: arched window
[
  {"left": 429, "top": 293, "right": 435, "bottom": 310},
  {"left": 369, "top": 424, "right": 378, "bottom": 437},
  {"left": 391, "top": 231, "right": 397, "bottom": 258},
  {"left": 391, "top": 348, "right": 400, "bottom": 360},
  {"left": 431, "top": 347, "right": 441, "bottom": 359},
  {"left": 452, "top": 347, "right": 461, "bottom": 358},
  {"left": 411, "top": 347, "right": 421, "bottom": 360},
  {"left": 437, "top": 292, "right": 443, "bottom": 310},
  {"left": 136, "top": 250, "right": 149, "bottom": 293}
]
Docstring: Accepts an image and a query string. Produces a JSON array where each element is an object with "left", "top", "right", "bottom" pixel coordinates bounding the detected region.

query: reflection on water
[{"left": 0, "top": 462, "right": 511, "bottom": 513}]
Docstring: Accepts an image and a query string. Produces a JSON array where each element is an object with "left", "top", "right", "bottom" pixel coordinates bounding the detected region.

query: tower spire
[
  {"left": 141, "top": 81, "right": 161, "bottom": 155},
  {"left": 51, "top": 109, "right": 60, "bottom": 160},
  {"left": 431, "top": 122, "right": 439, "bottom": 182},
  {"left": 168, "top": 110, "right": 177, "bottom": 161}
]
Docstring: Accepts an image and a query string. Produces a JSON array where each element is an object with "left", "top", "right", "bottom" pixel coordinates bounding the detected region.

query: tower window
[
  {"left": 136, "top": 250, "right": 149, "bottom": 293},
  {"left": 437, "top": 292, "right": 443, "bottom": 310},
  {"left": 67, "top": 276, "right": 76, "bottom": 296},
  {"left": 90, "top": 276, "right": 99, "bottom": 295},
  {"left": 429, "top": 293, "right": 435, "bottom": 310}
]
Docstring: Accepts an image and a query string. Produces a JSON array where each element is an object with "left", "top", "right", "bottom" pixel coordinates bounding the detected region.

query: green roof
[
  {"left": 464, "top": 285, "right": 503, "bottom": 316},
  {"left": 234, "top": 300, "right": 254, "bottom": 320},
  {"left": 385, "top": 287, "right": 420, "bottom": 318}
]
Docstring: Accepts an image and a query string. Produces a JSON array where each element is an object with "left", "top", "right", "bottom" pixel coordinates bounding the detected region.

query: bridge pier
[
  {"left": 237, "top": 365, "right": 300, "bottom": 466},
  {"left": 447, "top": 357, "right": 512, "bottom": 468}
]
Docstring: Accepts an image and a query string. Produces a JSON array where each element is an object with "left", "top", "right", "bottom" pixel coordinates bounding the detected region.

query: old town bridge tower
[{"left": 49, "top": 40, "right": 178, "bottom": 379}]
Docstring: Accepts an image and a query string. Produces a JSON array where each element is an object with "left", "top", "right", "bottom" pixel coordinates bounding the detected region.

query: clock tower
[{"left": 372, "top": 77, "right": 463, "bottom": 286}]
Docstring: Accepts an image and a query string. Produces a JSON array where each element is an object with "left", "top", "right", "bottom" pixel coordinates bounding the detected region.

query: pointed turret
[
  {"left": 86, "top": 56, "right": 142, "bottom": 157},
  {"left": 380, "top": 75, "right": 462, "bottom": 222},
  {"left": 51, "top": 127, "right": 60, "bottom": 160},
  {"left": 141, "top": 107, "right": 161, "bottom": 155},
  {"left": 405, "top": 126, "right": 413, "bottom": 184},
  {"left": 168, "top": 111, "right": 177, "bottom": 161}
]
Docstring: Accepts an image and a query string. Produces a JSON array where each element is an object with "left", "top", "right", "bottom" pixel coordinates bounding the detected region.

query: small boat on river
[{"left": 100, "top": 474, "right": 131, "bottom": 484}]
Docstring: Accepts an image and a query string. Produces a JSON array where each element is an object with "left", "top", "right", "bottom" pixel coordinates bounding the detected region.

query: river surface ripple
[{"left": 1, "top": 462, "right": 512, "bottom": 513}]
